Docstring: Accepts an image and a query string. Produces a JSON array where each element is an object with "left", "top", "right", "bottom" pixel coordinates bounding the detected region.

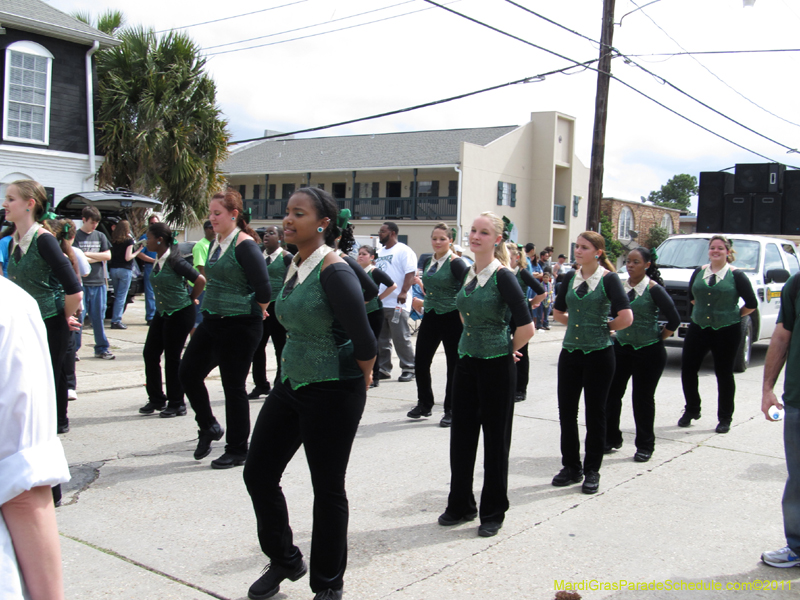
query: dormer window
[{"left": 3, "top": 41, "right": 53, "bottom": 145}]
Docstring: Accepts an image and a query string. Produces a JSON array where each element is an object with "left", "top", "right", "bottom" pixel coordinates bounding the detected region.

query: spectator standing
[
  {"left": 109, "top": 220, "right": 142, "bottom": 330},
  {"left": 137, "top": 214, "right": 160, "bottom": 324},
  {"left": 375, "top": 222, "right": 417, "bottom": 382},
  {"left": 73, "top": 205, "right": 114, "bottom": 360},
  {"left": 190, "top": 220, "right": 215, "bottom": 335},
  {"left": 357, "top": 245, "right": 396, "bottom": 388}
]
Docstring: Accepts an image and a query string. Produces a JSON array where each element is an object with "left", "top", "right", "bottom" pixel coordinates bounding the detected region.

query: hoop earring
[{"left": 317, "top": 227, "right": 324, "bottom": 233}]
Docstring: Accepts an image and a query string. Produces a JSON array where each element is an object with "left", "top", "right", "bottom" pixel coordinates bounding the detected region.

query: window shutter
[
  {"left": 510, "top": 183, "right": 517, "bottom": 207},
  {"left": 238, "top": 185, "right": 246, "bottom": 198},
  {"left": 497, "top": 181, "right": 504, "bottom": 205},
  {"left": 431, "top": 180, "right": 439, "bottom": 197}
]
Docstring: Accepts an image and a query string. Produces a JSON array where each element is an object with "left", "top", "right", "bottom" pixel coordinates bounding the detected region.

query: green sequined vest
[
  {"left": 202, "top": 232, "right": 260, "bottom": 317},
  {"left": 691, "top": 269, "right": 741, "bottom": 329},
  {"left": 455, "top": 270, "right": 512, "bottom": 359},
  {"left": 422, "top": 256, "right": 461, "bottom": 314},
  {"left": 276, "top": 261, "right": 361, "bottom": 388},
  {"left": 563, "top": 277, "right": 612, "bottom": 353},
  {"left": 617, "top": 285, "right": 660, "bottom": 350},
  {"left": 267, "top": 250, "right": 288, "bottom": 303},
  {"left": 151, "top": 258, "right": 192, "bottom": 317},
  {"left": 8, "top": 231, "right": 64, "bottom": 320},
  {"left": 365, "top": 268, "right": 382, "bottom": 314}
]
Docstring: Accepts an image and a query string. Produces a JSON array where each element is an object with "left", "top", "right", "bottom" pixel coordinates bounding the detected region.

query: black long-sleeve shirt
[{"left": 320, "top": 262, "right": 377, "bottom": 361}]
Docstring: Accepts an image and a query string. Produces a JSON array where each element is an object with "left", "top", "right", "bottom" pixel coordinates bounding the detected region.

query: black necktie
[
  {"left": 266, "top": 256, "right": 272, "bottom": 266},
  {"left": 13, "top": 243, "right": 22, "bottom": 263},
  {"left": 576, "top": 281, "right": 590, "bottom": 298},
  {"left": 153, "top": 262, "right": 161, "bottom": 274},
  {"left": 627, "top": 288, "right": 636, "bottom": 302},
  {"left": 709, "top": 274, "right": 717, "bottom": 286},
  {"left": 428, "top": 261, "right": 438, "bottom": 275},
  {"left": 208, "top": 244, "right": 222, "bottom": 267}
]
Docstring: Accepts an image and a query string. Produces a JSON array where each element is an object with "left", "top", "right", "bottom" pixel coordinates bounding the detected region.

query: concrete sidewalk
[{"left": 57, "top": 299, "right": 799, "bottom": 599}]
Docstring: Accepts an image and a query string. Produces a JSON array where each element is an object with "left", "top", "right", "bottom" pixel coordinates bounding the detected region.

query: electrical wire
[
  {"left": 228, "top": 59, "right": 600, "bottom": 145},
  {"left": 626, "top": 49, "right": 800, "bottom": 58},
  {"left": 503, "top": 0, "right": 601, "bottom": 47},
  {"left": 153, "top": 0, "right": 309, "bottom": 34}
]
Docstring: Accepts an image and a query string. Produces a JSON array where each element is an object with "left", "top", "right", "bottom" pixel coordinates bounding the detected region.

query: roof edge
[
  {"left": 225, "top": 164, "right": 461, "bottom": 176},
  {"left": 0, "top": 13, "right": 121, "bottom": 48}
]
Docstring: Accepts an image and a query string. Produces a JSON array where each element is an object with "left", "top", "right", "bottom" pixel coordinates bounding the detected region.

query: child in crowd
[{"left": 535, "top": 270, "right": 554, "bottom": 330}]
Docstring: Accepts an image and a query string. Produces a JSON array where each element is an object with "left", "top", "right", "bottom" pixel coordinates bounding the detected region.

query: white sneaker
[
  {"left": 67, "top": 389, "right": 77, "bottom": 401},
  {"left": 761, "top": 545, "right": 800, "bottom": 568}
]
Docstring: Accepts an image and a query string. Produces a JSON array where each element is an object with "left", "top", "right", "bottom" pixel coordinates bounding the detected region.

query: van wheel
[{"left": 733, "top": 316, "right": 753, "bottom": 373}]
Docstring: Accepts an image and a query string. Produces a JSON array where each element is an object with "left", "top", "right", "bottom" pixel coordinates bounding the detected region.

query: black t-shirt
[{"left": 110, "top": 239, "right": 134, "bottom": 269}]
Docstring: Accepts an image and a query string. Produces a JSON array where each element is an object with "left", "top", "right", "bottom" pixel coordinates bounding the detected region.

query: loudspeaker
[
  {"left": 723, "top": 193, "right": 752, "bottom": 234},
  {"left": 697, "top": 171, "right": 733, "bottom": 233},
  {"left": 783, "top": 170, "right": 800, "bottom": 236},
  {"left": 735, "top": 163, "right": 785, "bottom": 194},
  {"left": 752, "top": 193, "right": 782, "bottom": 234}
]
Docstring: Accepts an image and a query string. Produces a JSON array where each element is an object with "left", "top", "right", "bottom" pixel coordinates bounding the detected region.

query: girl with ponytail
[
  {"left": 139, "top": 223, "right": 206, "bottom": 418},
  {"left": 179, "top": 188, "right": 271, "bottom": 468},
  {"left": 551, "top": 231, "right": 633, "bottom": 494},
  {"left": 439, "top": 212, "right": 534, "bottom": 538},
  {"left": 605, "top": 247, "right": 680, "bottom": 463}
]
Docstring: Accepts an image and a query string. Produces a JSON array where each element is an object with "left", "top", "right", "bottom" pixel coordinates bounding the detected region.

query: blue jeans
[
  {"left": 784, "top": 405, "right": 800, "bottom": 553},
  {"left": 143, "top": 264, "right": 156, "bottom": 321},
  {"left": 109, "top": 267, "right": 133, "bottom": 324},
  {"left": 80, "top": 284, "right": 109, "bottom": 355}
]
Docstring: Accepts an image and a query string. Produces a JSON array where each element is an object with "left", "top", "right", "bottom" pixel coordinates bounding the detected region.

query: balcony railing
[
  {"left": 553, "top": 204, "right": 566, "bottom": 224},
  {"left": 243, "top": 196, "right": 458, "bottom": 221}
]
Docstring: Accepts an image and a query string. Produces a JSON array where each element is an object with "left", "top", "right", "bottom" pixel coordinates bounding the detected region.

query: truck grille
[{"left": 663, "top": 284, "right": 691, "bottom": 323}]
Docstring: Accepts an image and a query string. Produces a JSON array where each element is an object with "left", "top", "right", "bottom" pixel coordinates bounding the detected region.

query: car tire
[{"left": 733, "top": 315, "right": 753, "bottom": 373}]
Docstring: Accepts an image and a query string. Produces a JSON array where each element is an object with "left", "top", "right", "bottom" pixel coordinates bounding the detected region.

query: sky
[{"left": 48, "top": 0, "right": 800, "bottom": 208}]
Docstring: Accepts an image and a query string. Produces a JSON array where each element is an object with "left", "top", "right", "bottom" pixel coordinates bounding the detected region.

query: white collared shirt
[
  {"left": 427, "top": 251, "right": 451, "bottom": 274},
  {"left": 703, "top": 263, "right": 731, "bottom": 282},
  {"left": 208, "top": 227, "right": 240, "bottom": 261},
  {"left": 154, "top": 247, "right": 171, "bottom": 271},
  {"left": 13, "top": 224, "right": 41, "bottom": 256},
  {"left": 623, "top": 275, "right": 650, "bottom": 298},
  {"left": 264, "top": 247, "right": 283, "bottom": 264},
  {"left": 285, "top": 244, "right": 334, "bottom": 285},
  {"left": 464, "top": 258, "right": 501, "bottom": 289},
  {"left": 573, "top": 266, "right": 607, "bottom": 292}
]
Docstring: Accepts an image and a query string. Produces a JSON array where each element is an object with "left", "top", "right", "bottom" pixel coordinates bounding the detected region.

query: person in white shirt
[
  {"left": 375, "top": 222, "right": 417, "bottom": 382},
  {"left": 0, "top": 277, "right": 70, "bottom": 600}
]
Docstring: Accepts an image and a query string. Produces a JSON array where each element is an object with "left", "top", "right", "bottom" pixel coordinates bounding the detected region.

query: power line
[
  {"left": 503, "top": 0, "right": 601, "bottom": 47},
  {"left": 153, "top": 0, "right": 309, "bottom": 34},
  {"left": 205, "top": 0, "right": 455, "bottom": 56},
  {"left": 627, "top": 48, "right": 800, "bottom": 58},
  {"left": 205, "top": 0, "right": 415, "bottom": 51},
  {"left": 228, "top": 59, "right": 600, "bottom": 145},
  {"left": 424, "top": 0, "right": 799, "bottom": 167}
]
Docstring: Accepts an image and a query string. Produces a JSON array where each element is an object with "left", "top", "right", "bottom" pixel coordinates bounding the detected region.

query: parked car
[{"left": 55, "top": 189, "right": 162, "bottom": 317}]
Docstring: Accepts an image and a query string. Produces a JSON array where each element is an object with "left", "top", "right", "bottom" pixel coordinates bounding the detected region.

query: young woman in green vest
[
  {"left": 178, "top": 189, "right": 271, "bottom": 469},
  {"left": 247, "top": 225, "right": 293, "bottom": 400},
  {"left": 506, "top": 242, "right": 546, "bottom": 403},
  {"left": 605, "top": 247, "right": 680, "bottom": 463},
  {"left": 438, "top": 212, "right": 535, "bottom": 538},
  {"left": 138, "top": 223, "right": 206, "bottom": 418},
  {"left": 243, "top": 187, "right": 376, "bottom": 600},
  {"left": 3, "top": 180, "right": 82, "bottom": 435},
  {"left": 679, "top": 235, "right": 757, "bottom": 433},
  {"left": 357, "top": 244, "right": 396, "bottom": 388},
  {"left": 552, "top": 231, "right": 633, "bottom": 495},
  {"left": 407, "top": 223, "right": 469, "bottom": 426}
]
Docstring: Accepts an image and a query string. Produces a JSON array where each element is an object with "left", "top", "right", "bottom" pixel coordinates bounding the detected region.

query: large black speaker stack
[{"left": 696, "top": 163, "right": 799, "bottom": 236}]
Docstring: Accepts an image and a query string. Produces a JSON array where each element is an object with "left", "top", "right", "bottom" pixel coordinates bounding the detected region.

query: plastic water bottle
[
  {"left": 770, "top": 407, "right": 785, "bottom": 421},
  {"left": 392, "top": 305, "right": 402, "bottom": 324}
]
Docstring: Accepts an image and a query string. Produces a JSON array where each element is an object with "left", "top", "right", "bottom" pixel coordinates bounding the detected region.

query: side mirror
[{"left": 766, "top": 268, "right": 791, "bottom": 284}]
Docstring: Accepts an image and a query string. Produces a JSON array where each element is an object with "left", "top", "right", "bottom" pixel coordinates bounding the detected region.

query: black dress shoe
[
  {"left": 582, "top": 470, "right": 600, "bottom": 494},
  {"left": 716, "top": 421, "right": 731, "bottom": 434},
  {"left": 139, "top": 401, "right": 167, "bottom": 415},
  {"left": 514, "top": 391, "right": 526, "bottom": 403},
  {"left": 552, "top": 467, "right": 583, "bottom": 487},
  {"left": 677, "top": 411, "right": 701, "bottom": 427},
  {"left": 211, "top": 453, "right": 247, "bottom": 469},
  {"left": 57, "top": 422, "right": 70, "bottom": 434},
  {"left": 438, "top": 510, "right": 478, "bottom": 526},
  {"left": 478, "top": 522, "right": 503, "bottom": 537},
  {"left": 194, "top": 422, "right": 224, "bottom": 460},
  {"left": 110, "top": 322, "right": 127, "bottom": 330},
  {"left": 440, "top": 411, "right": 452, "bottom": 427},
  {"left": 407, "top": 405, "right": 432, "bottom": 419},
  {"left": 603, "top": 440, "right": 623, "bottom": 454},
  {"left": 376, "top": 371, "right": 391, "bottom": 380},
  {"left": 313, "top": 589, "right": 343, "bottom": 600},
  {"left": 398, "top": 371, "right": 415, "bottom": 382},
  {"left": 247, "top": 385, "right": 271, "bottom": 399},
  {"left": 160, "top": 404, "right": 187, "bottom": 418},
  {"left": 634, "top": 450, "right": 652, "bottom": 462},
  {"left": 248, "top": 560, "right": 308, "bottom": 600},
  {"left": 369, "top": 378, "right": 379, "bottom": 388}
]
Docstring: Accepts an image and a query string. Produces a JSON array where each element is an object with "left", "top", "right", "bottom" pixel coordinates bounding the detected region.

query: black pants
[
  {"left": 511, "top": 319, "right": 529, "bottom": 394},
  {"left": 606, "top": 341, "right": 667, "bottom": 454},
  {"left": 243, "top": 377, "right": 366, "bottom": 593},
  {"left": 366, "top": 309, "right": 383, "bottom": 381},
  {"left": 681, "top": 321, "right": 741, "bottom": 423},
  {"left": 64, "top": 329, "right": 78, "bottom": 391},
  {"left": 251, "top": 303, "right": 287, "bottom": 389},
  {"left": 447, "top": 354, "right": 515, "bottom": 524},
  {"left": 179, "top": 315, "right": 262, "bottom": 456},
  {"left": 44, "top": 315, "right": 69, "bottom": 429},
  {"left": 415, "top": 310, "right": 462, "bottom": 412},
  {"left": 557, "top": 346, "right": 615, "bottom": 473},
  {"left": 143, "top": 305, "right": 195, "bottom": 407}
]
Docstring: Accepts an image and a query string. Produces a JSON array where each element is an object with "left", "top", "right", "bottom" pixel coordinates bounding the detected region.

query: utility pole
[{"left": 586, "top": 0, "right": 616, "bottom": 232}]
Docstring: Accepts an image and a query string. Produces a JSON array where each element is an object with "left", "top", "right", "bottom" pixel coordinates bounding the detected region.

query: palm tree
[
  {"left": 71, "top": 9, "right": 125, "bottom": 36},
  {"left": 94, "top": 26, "right": 229, "bottom": 228}
]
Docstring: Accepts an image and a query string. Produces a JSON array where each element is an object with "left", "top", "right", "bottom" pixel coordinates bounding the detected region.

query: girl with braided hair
[
  {"left": 439, "top": 212, "right": 534, "bottom": 538},
  {"left": 604, "top": 247, "right": 680, "bottom": 463},
  {"left": 243, "top": 187, "right": 376, "bottom": 600},
  {"left": 551, "top": 231, "right": 633, "bottom": 494},
  {"left": 139, "top": 223, "right": 206, "bottom": 418}
]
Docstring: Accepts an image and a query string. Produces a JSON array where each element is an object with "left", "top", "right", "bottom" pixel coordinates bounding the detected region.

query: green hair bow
[
  {"left": 243, "top": 207, "right": 252, "bottom": 225},
  {"left": 501, "top": 216, "right": 513, "bottom": 242},
  {"left": 41, "top": 210, "right": 58, "bottom": 222},
  {"left": 170, "top": 231, "right": 179, "bottom": 245},
  {"left": 450, "top": 227, "right": 457, "bottom": 241},
  {"left": 337, "top": 208, "right": 352, "bottom": 230}
]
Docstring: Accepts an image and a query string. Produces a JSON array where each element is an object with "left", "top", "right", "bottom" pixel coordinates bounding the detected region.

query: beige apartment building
[{"left": 222, "top": 111, "right": 589, "bottom": 258}]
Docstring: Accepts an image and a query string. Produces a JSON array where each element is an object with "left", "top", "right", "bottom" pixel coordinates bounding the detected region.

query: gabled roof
[
  {"left": 223, "top": 126, "right": 519, "bottom": 175},
  {"left": 0, "top": 0, "right": 120, "bottom": 49}
]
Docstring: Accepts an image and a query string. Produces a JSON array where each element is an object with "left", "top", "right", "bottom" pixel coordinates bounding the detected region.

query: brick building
[{"left": 601, "top": 197, "right": 681, "bottom": 265}]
